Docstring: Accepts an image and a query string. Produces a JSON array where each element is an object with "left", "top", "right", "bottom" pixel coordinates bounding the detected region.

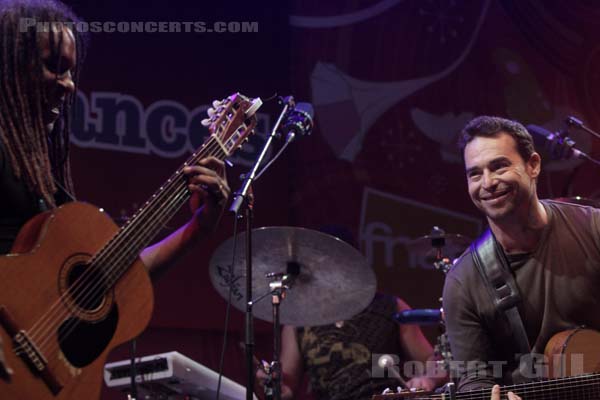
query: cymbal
[
  {"left": 553, "top": 197, "right": 600, "bottom": 208},
  {"left": 209, "top": 227, "right": 376, "bottom": 327},
  {"left": 407, "top": 228, "right": 472, "bottom": 263}
]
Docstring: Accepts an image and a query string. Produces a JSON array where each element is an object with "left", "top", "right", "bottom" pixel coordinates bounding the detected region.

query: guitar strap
[{"left": 470, "top": 229, "right": 532, "bottom": 381}]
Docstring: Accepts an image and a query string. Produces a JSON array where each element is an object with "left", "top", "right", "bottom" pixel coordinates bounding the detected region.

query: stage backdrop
[{"left": 55, "top": 1, "right": 600, "bottom": 399}]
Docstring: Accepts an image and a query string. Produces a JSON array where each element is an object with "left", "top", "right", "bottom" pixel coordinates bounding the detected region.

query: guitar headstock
[{"left": 203, "top": 92, "right": 262, "bottom": 157}]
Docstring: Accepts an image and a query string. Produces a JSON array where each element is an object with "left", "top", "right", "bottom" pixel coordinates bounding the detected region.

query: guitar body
[
  {"left": 545, "top": 327, "right": 600, "bottom": 379},
  {"left": 0, "top": 202, "right": 154, "bottom": 400},
  {"left": 0, "top": 92, "right": 261, "bottom": 400}
]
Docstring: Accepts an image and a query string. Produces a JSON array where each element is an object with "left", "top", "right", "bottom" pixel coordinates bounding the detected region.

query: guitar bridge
[
  {"left": 14, "top": 330, "right": 47, "bottom": 372},
  {"left": 0, "top": 306, "right": 63, "bottom": 394}
]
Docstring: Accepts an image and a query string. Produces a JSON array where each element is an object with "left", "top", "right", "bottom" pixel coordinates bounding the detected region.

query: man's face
[
  {"left": 38, "top": 26, "right": 77, "bottom": 125},
  {"left": 464, "top": 132, "right": 540, "bottom": 222}
]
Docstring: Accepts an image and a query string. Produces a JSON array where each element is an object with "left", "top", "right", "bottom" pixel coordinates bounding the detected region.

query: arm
[
  {"left": 140, "top": 157, "right": 229, "bottom": 279},
  {"left": 256, "top": 325, "right": 303, "bottom": 400},
  {"left": 280, "top": 325, "right": 304, "bottom": 399},
  {"left": 396, "top": 298, "right": 447, "bottom": 390},
  {"left": 443, "top": 273, "right": 497, "bottom": 391}
]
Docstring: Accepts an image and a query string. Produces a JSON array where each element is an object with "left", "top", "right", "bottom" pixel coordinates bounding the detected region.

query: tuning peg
[
  {"left": 201, "top": 118, "right": 211, "bottom": 127},
  {"left": 212, "top": 99, "right": 222, "bottom": 108},
  {"left": 207, "top": 108, "right": 216, "bottom": 117}
]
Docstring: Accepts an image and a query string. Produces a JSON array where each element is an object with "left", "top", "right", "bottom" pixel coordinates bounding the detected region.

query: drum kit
[
  {"left": 207, "top": 224, "right": 477, "bottom": 398},
  {"left": 205, "top": 195, "right": 600, "bottom": 399}
]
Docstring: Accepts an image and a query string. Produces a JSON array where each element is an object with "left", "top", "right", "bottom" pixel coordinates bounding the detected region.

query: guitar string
[
  {"left": 451, "top": 375, "right": 600, "bottom": 400},
  {"left": 20, "top": 95, "right": 245, "bottom": 348},
  {"left": 33, "top": 180, "right": 195, "bottom": 357},
  {"left": 488, "top": 380, "right": 599, "bottom": 400},
  {"left": 19, "top": 136, "right": 226, "bottom": 356},
  {"left": 14, "top": 94, "right": 240, "bottom": 352},
  {"left": 13, "top": 156, "right": 206, "bottom": 356},
  {"left": 17, "top": 97, "right": 254, "bottom": 362},
  {"left": 512, "top": 376, "right": 600, "bottom": 399},
  {"left": 378, "top": 374, "right": 600, "bottom": 400},
  {"left": 19, "top": 137, "right": 226, "bottom": 356},
  {"left": 14, "top": 127, "right": 230, "bottom": 356}
]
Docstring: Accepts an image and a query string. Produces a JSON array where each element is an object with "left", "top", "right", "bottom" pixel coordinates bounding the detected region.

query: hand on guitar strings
[
  {"left": 404, "top": 376, "right": 438, "bottom": 392},
  {"left": 183, "top": 156, "right": 230, "bottom": 231},
  {"left": 490, "top": 384, "right": 521, "bottom": 400}
]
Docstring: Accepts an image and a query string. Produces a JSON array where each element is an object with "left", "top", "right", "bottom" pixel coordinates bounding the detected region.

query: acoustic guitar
[
  {"left": 0, "top": 93, "right": 262, "bottom": 399},
  {"left": 372, "top": 327, "right": 600, "bottom": 399}
]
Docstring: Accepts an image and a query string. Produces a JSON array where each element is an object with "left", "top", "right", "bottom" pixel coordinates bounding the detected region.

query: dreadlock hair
[{"left": 0, "top": 0, "right": 86, "bottom": 207}]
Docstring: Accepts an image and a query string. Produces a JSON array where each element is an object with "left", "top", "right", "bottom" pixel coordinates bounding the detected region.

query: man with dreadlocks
[{"left": 0, "top": 0, "right": 230, "bottom": 377}]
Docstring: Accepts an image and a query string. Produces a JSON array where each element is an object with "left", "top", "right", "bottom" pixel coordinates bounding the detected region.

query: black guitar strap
[{"left": 470, "top": 229, "right": 531, "bottom": 377}]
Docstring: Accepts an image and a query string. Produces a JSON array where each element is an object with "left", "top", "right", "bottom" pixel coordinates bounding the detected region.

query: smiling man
[{"left": 442, "top": 116, "right": 600, "bottom": 399}]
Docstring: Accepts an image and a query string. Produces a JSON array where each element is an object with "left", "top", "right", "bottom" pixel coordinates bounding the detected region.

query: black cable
[
  {"left": 215, "top": 213, "right": 240, "bottom": 400},
  {"left": 129, "top": 338, "right": 138, "bottom": 400}
]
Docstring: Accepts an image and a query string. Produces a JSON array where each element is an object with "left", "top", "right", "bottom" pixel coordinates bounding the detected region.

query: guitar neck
[
  {"left": 469, "top": 374, "right": 599, "bottom": 400},
  {"left": 90, "top": 135, "right": 227, "bottom": 285},
  {"left": 375, "top": 373, "right": 600, "bottom": 400}
]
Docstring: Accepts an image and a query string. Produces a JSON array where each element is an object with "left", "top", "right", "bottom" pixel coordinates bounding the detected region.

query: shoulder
[
  {"left": 543, "top": 199, "right": 600, "bottom": 232},
  {"left": 445, "top": 248, "right": 476, "bottom": 287},
  {"left": 543, "top": 198, "right": 600, "bottom": 219}
]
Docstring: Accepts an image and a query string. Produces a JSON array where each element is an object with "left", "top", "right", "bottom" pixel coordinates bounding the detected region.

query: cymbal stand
[
  {"left": 429, "top": 227, "right": 454, "bottom": 274},
  {"left": 433, "top": 253, "right": 454, "bottom": 274},
  {"left": 251, "top": 272, "right": 294, "bottom": 400},
  {"left": 428, "top": 227, "right": 454, "bottom": 376}
]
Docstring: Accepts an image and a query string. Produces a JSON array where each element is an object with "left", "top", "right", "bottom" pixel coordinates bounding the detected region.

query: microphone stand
[
  {"left": 229, "top": 97, "right": 295, "bottom": 400},
  {"left": 566, "top": 116, "right": 600, "bottom": 141}
]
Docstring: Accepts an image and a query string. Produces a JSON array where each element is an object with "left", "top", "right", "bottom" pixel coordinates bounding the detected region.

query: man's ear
[{"left": 528, "top": 152, "right": 541, "bottom": 178}]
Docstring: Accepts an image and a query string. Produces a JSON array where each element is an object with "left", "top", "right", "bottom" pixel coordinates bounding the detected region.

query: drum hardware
[
  {"left": 210, "top": 226, "right": 376, "bottom": 400},
  {"left": 407, "top": 226, "right": 471, "bottom": 273},
  {"left": 209, "top": 227, "right": 376, "bottom": 327},
  {"left": 400, "top": 226, "right": 472, "bottom": 376}
]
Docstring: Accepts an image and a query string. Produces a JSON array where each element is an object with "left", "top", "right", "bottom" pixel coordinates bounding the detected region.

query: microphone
[
  {"left": 565, "top": 115, "right": 600, "bottom": 141},
  {"left": 392, "top": 309, "right": 442, "bottom": 325},
  {"left": 281, "top": 102, "right": 314, "bottom": 142},
  {"left": 565, "top": 116, "right": 584, "bottom": 129},
  {"left": 526, "top": 124, "right": 588, "bottom": 161}
]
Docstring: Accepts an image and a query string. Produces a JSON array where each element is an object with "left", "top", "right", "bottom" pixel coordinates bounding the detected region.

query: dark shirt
[
  {"left": 0, "top": 140, "right": 70, "bottom": 254},
  {"left": 296, "top": 293, "right": 405, "bottom": 400},
  {"left": 0, "top": 141, "right": 46, "bottom": 253},
  {"left": 443, "top": 200, "right": 600, "bottom": 391}
]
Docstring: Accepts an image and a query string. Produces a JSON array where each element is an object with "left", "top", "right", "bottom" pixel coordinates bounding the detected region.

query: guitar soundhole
[
  {"left": 67, "top": 263, "right": 108, "bottom": 312},
  {"left": 58, "top": 305, "right": 119, "bottom": 368}
]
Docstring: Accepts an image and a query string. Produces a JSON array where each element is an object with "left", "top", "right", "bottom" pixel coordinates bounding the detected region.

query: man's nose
[{"left": 482, "top": 170, "right": 497, "bottom": 190}]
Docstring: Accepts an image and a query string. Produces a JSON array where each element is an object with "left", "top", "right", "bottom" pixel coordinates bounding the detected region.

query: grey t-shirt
[{"left": 443, "top": 200, "right": 600, "bottom": 391}]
